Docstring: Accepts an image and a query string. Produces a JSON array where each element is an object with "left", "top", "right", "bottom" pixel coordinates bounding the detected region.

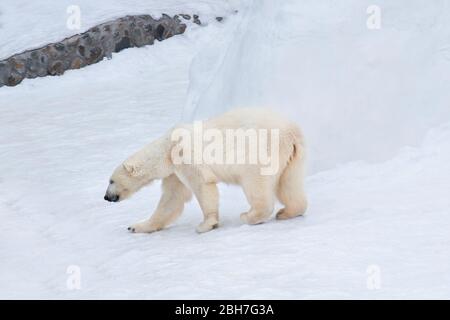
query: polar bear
[{"left": 104, "top": 108, "right": 307, "bottom": 233}]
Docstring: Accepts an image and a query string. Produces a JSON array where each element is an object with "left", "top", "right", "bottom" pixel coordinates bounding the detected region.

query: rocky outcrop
[{"left": 0, "top": 14, "right": 189, "bottom": 88}]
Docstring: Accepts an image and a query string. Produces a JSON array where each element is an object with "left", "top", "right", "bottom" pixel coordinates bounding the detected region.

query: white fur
[{"left": 105, "top": 108, "right": 307, "bottom": 233}]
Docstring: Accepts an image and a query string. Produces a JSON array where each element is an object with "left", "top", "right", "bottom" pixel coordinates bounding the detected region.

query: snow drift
[{"left": 185, "top": 0, "right": 450, "bottom": 172}]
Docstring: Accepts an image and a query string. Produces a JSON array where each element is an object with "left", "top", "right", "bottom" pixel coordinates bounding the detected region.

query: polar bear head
[
  {"left": 104, "top": 135, "right": 175, "bottom": 202},
  {"left": 104, "top": 162, "right": 146, "bottom": 202}
]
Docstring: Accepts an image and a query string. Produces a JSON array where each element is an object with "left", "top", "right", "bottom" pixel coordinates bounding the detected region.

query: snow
[
  {"left": 186, "top": 0, "right": 450, "bottom": 172},
  {"left": 1, "top": 0, "right": 450, "bottom": 299}
]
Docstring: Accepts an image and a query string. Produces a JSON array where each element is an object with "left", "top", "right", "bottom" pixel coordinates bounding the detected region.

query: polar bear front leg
[
  {"left": 129, "top": 174, "right": 192, "bottom": 233},
  {"left": 192, "top": 183, "right": 220, "bottom": 234}
]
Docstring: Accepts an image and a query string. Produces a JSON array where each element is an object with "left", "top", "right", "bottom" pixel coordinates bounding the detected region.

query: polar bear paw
[
  {"left": 275, "top": 207, "right": 305, "bottom": 220},
  {"left": 196, "top": 220, "right": 218, "bottom": 234},
  {"left": 128, "top": 221, "right": 162, "bottom": 233},
  {"left": 240, "top": 212, "right": 269, "bottom": 225}
]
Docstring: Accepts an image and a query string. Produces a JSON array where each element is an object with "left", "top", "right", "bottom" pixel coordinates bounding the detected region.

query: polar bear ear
[{"left": 123, "top": 161, "right": 143, "bottom": 177}]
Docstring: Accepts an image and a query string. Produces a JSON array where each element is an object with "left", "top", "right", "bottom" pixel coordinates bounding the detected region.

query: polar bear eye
[{"left": 109, "top": 180, "right": 114, "bottom": 184}]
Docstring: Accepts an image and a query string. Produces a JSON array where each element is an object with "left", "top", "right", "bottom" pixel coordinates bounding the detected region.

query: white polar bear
[{"left": 104, "top": 108, "right": 307, "bottom": 233}]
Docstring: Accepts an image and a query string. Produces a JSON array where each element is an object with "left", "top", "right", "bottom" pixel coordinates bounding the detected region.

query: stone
[
  {"left": 54, "top": 43, "right": 65, "bottom": 51},
  {"left": 39, "top": 54, "right": 48, "bottom": 64},
  {"left": 78, "top": 45, "right": 86, "bottom": 57},
  {"left": 132, "top": 28, "right": 145, "bottom": 47},
  {"left": 48, "top": 61, "right": 65, "bottom": 76},
  {"left": 43, "top": 45, "right": 59, "bottom": 59},
  {"left": 87, "top": 47, "right": 103, "bottom": 64},
  {"left": 155, "top": 24, "right": 166, "bottom": 41},
  {"left": 71, "top": 58, "right": 83, "bottom": 69},
  {"left": 7, "top": 72, "right": 24, "bottom": 86},
  {"left": 0, "top": 62, "right": 7, "bottom": 74},
  {"left": 81, "top": 33, "right": 93, "bottom": 44},
  {"left": 0, "top": 13, "right": 189, "bottom": 88},
  {"left": 144, "top": 24, "right": 153, "bottom": 33},
  {"left": 25, "top": 57, "right": 40, "bottom": 78},
  {"left": 0, "top": 62, "right": 9, "bottom": 86},
  {"left": 9, "top": 58, "right": 26, "bottom": 75},
  {"left": 114, "top": 37, "right": 131, "bottom": 52},
  {"left": 193, "top": 14, "right": 201, "bottom": 25},
  {"left": 34, "top": 53, "right": 49, "bottom": 77},
  {"left": 178, "top": 23, "right": 187, "bottom": 34}
]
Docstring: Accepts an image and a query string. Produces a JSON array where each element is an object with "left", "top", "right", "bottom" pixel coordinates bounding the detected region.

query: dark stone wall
[{"left": 0, "top": 14, "right": 191, "bottom": 88}]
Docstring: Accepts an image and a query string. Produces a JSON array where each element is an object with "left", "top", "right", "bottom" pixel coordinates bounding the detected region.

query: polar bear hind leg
[
  {"left": 276, "top": 142, "right": 308, "bottom": 220},
  {"left": 240, "top": 176, "right": 276, "bottom": 225}
]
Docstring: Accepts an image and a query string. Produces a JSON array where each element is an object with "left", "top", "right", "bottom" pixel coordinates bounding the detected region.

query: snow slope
[
  {"left": 1, "top": 0, "right": 450, "bottom": 299},
  {"left": 185, "top": 0, "right": 450, "bottom": 172}
]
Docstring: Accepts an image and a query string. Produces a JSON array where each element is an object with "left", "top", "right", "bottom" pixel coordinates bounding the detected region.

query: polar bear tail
[{"left": 276, "top": 127, "right": 308, "bottom": 218}]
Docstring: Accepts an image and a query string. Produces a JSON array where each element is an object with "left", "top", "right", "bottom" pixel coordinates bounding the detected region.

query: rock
[
  {"left": 0, "top": 62, "right": 9, "bottom": 86},
  {"left": 39, "top": 53, "right": 48, "bottom": 65},
  {"left": 132, "top": 28, "right": 144, "bottom": 47},
  {"left": 54, "top": 43, "right": 65, "bottom": 51},
  {"left": 0, "top": 13, "right": 188, "bottom": 88},
  {"left": 81, "top": 33, "right": 93, "bottom": 46},
  {"left": 9, "top": 58, "right": 26, "bottom": 75},
  {"left": 87, "top": 47, "right": 103, "bottom": 64},
  {"left": 144, "top": 23, "right": 153, "bottom": 33},
  {"left": 155, "top": 24, "right": 166, "bottom": 41},
  {"left": 114, "top": 37, "right": 131, "bottom": 52},
  {"left": 216, "top": 17, "right": 224, "bottom": 22},
  {"left": 25, "top": 57, "right": 40, "bottom": 78},
  {"left": 7, "top": 72, "right": 24, "bottom": 86},
  {"left": 78, "top": 45, "right": 86, "bottom": 57},
  {"left": 43, "top": 45, "right": 59, "bottom": 60},
  {"left": 71, "top": 58, "right": 84, "bottom": 69},
  {"left": 34, "top": 52, "right": 49, "bottom": 77},
  {"left": 48, "top": 61, "right": 65, "bottom": 76},
  {"left": 193, "top": 14, "right": 201, "bottom": 25}
]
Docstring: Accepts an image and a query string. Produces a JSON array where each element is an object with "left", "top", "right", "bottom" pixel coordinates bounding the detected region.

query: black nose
[{"left": 104, "top": 194, "right": 119, "bottom": 202}]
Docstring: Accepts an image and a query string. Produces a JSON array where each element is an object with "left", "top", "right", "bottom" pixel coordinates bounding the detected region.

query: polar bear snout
[
  {"left": 104, "top": 181, "right": 121, "bottom": 202},
  {"left": 104, "top": 193, "right": 119, "bottom": 202}
]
